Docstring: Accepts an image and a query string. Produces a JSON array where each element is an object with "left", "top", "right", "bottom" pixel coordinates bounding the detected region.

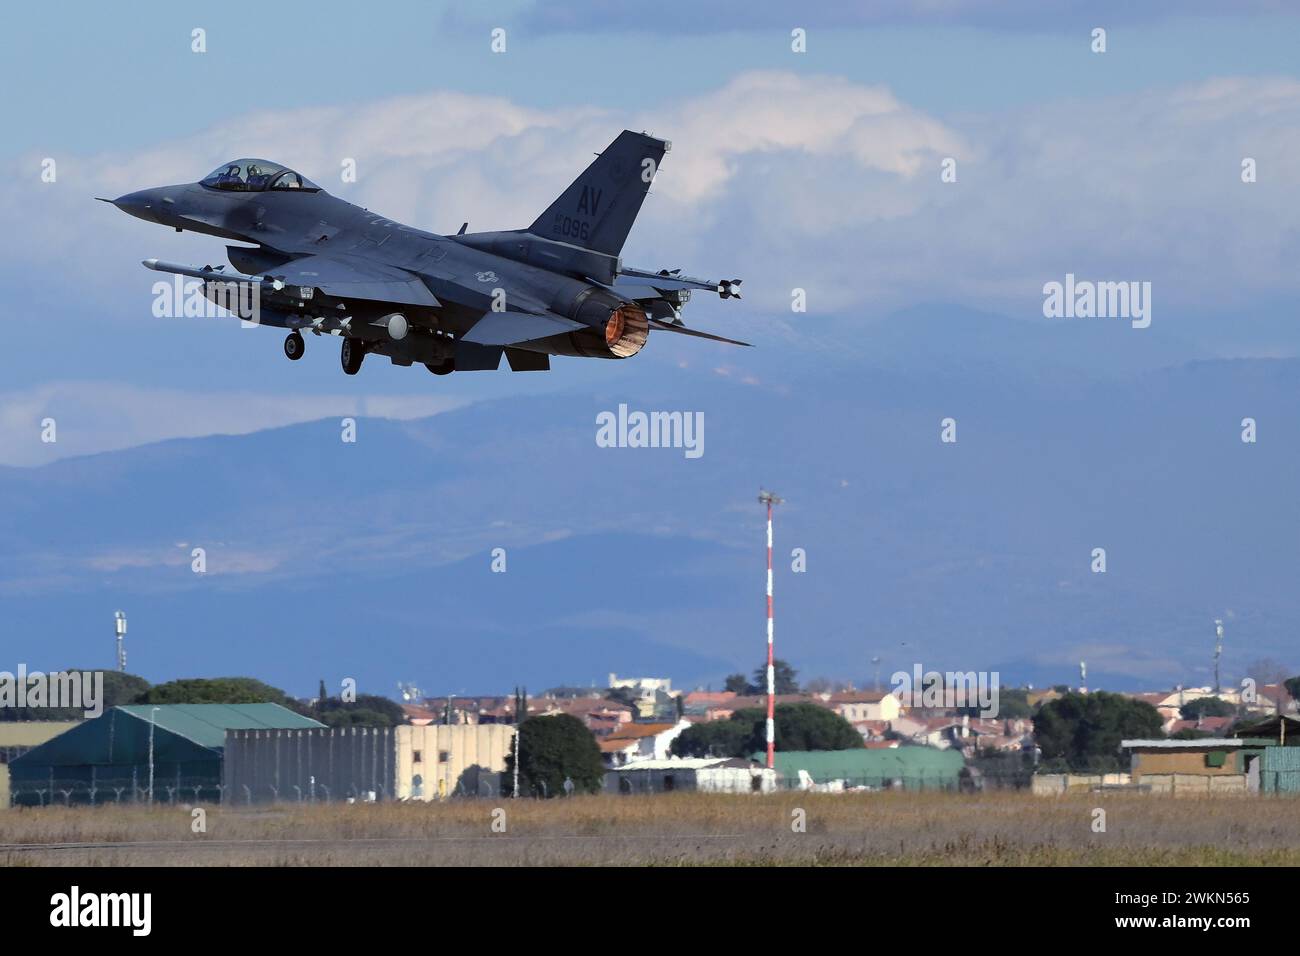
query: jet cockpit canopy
[{"left": 200, "top": 159, "right": 319, "bottom": 192}]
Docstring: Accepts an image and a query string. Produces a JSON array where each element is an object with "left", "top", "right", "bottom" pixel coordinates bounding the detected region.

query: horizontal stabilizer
[{"left": 648, "top": 317, "right": 750, "bottom": 347}]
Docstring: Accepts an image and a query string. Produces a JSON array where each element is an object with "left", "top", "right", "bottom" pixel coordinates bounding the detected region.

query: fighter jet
[{"left": 103, "top": 131, "right": 746, "bottom": 376}]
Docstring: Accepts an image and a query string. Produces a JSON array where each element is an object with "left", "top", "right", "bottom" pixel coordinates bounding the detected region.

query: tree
[
  {"left": 99, "top": 671, "right": 152, "bottom": 708},
  {"left": 502, "top": 714, "right": 603, "bottom": 798},
  {"left": 671, "top": 703, "right": 862, "bottom": 758},
  {"left": 0, "top": 669, "right": 150, "bottom": 721},
  {"left": 747, "top": 659, "right": 799, "bottom": 695},
  {"left": 1180, "top": 696, "right": 1234, "bottom": 720},
  {"left": 989, "top": 687, "right": 1033, "bottom": 719},
  {"left": 1033, "top": 691, "right": 1163, "bottom": 772},
  {"left": 956, "top": 686, "right": 1032, "bottom": 720},
  {"left": 741, "top": 703, "right": 862, "bottom": 752},
  {"left": 723, "top": 673, "right": 749, "bottom": 694},
  {"left": 139, "top": 677, "right": 295, "bottom": 707},
  {"left": 671, "top": 719, "right": 753, "bottom": 758},
  {"left": 314, "top": 694, "right": 406, "bottom": 728},
  {"left": 1283, "top": 676, "right": 1300, "bottom": 709}
]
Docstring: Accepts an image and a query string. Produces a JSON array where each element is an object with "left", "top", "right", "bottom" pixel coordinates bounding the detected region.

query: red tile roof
[{"left": 604, "top": 722, "right": 676, "bottom": 742}]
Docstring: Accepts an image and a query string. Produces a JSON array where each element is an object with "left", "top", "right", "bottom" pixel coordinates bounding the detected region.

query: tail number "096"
[{"left": 552, "top": 214, "right": 591, "bottom": 242}]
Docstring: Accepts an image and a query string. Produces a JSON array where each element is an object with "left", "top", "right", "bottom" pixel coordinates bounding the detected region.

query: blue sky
[
  {"left": 6, "top": 5, "right": 1300, "bottom": 152},
  {"left": 2, "top": 2, "right": 1298, "bottom": 464}
]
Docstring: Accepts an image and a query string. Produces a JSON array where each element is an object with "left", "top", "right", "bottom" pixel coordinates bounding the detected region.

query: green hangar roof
[
  {"left": 114, "top": 704, "right": 324, "bottom": 750},
  {"left": 762, "top": 747, "right": 965, "bottom": 788},
  {"left": 12, "top": 703, "right": 323, "bottom": 769}
]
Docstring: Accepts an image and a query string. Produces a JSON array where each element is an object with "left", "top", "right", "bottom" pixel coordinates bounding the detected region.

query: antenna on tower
[
  {"left": 1079, "top": 660, "right": 1087, "bottom": 694},
  {"left": 758, "top": 489, "right": 784, "bottom": 772},
  {"left": 871, "top": 655, "right": 882, "bottom": 693},
  {"left": 1213, "top": 619, "right": 1224, "bottom": 695},
  {"left": 113, "top": 610, "right": 127, "bottom": 672}
]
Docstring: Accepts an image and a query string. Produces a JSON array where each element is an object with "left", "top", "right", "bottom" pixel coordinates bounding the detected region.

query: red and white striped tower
[{"left": 758, "top": 489, "right": 783, "bottom": 770}]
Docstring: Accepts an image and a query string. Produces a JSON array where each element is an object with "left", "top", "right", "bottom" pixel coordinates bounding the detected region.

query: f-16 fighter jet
[{"left": 103, "top": 131, "right": 746, "bottom": 376}]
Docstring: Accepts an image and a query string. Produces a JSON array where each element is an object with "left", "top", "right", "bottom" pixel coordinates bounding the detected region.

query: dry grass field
[{"left": 2, "top": 791, "right": 1298, "bottom": 866}]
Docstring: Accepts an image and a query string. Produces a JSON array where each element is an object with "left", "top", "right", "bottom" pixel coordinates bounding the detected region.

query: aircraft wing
[{"left": 263, "top": 254, "right": 441, "bottom": 308}]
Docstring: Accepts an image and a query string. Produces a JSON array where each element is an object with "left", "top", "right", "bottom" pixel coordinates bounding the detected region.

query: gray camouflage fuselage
[{"left": 107, "top": 131, "right": 745, "bottom": 376}]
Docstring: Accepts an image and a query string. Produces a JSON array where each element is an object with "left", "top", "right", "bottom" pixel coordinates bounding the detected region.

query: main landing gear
[
  {"left": 283, "top": 331, "right": 305, "bottom": 361},
  {"left": 340, "top": 337, "right": 365, "bottom": 375}
]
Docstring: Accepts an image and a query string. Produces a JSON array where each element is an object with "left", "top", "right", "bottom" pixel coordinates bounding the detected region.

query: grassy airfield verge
[{"left": 1, "top": 791, "right": 1295, "bottom": 866}]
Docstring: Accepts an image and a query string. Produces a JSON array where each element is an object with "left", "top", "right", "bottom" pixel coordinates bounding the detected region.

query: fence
[
  {"left": 9, "top": 771, "right": 222, "bottom": 807},
  {"left": 1259, "top": 746, "right": 1300, "bottom": 793}
]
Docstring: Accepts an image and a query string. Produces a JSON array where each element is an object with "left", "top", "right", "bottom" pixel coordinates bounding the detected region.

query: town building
[
  {"left": 597, "top": 719, "right": 691, "bottom": 768},
  {"left": 605, "top": 757, "right": 777, "bottom": 794},
  {"left": 826, "top": 690, "right": 902, "bottom": 722}
]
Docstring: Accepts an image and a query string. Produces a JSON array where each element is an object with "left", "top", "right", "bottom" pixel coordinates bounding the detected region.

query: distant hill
[{"left": 2, "top": 309, "right": 1298, "bottom": 695}]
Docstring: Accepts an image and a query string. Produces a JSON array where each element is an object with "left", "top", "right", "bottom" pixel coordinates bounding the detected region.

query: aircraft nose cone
[{"left": 111, "top": 189, "right": 160, "bottom": 223}]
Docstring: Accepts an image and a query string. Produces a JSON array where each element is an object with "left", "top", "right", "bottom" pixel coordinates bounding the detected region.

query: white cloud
[{"left": 5, "top": 69, "right": 1300, "bottom": 370}]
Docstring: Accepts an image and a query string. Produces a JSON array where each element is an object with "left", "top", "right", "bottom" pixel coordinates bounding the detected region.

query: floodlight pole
[
  {"left": 1214, "top": 619, "right": 1224, "bottom": 695},
  {"left": 759, "top": 489, "right": 783, "bottom": 770},
  {"left": 512, "top": 724, "right": 520, "bottom": 799},
  {"left": 147, "top": 706, "right": 159, "bottom": 805}
]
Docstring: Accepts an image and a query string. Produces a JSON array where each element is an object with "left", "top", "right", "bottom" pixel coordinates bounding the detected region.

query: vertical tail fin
[{"left": 528, "top": 130, "right": 668, "bottom": 257}]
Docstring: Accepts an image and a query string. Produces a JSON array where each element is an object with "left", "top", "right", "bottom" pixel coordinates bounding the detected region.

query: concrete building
[
  {"left": 1121, "top": 738, "right": 1248, "bottom": 776},
  {"left": 606, "top": 757, "right": 777, "bottom": 794},
  {"left": 0, "top": 721, "right": 81, "bottom": 808},
  {"left": 608, "top": 674, "right": 673, "bottom": 695},
  {"left": 397, "top": 723, "right": 515, "bottom": 799},
  {"left": 1119, "top": 738, "right": 1257, "bottom": 793},
  {"left": 225, "top": 722, "right": 516, "bottom": 803}
]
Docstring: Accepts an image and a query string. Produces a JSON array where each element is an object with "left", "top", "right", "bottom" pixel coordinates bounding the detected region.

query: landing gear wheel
[
  {"left": 340, "top": 337, "right": 365, "bottom": 375},
  {"left": 424, "top": 359, "right": 454, "bottom": 376},
  {"left": 284, "top": 331, "right": 305, "bottom": 361}
]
